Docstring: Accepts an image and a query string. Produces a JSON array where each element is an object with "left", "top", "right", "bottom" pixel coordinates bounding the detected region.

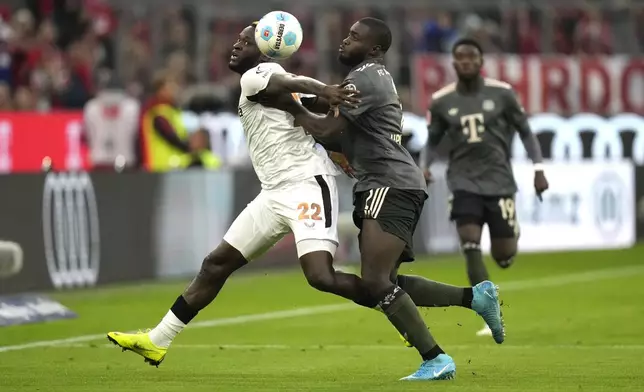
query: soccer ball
[{"left": 254, "top": 11, "right": 303, "bottom": 59}]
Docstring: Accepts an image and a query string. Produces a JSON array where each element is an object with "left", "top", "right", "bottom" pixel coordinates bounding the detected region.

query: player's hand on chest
[{"left": 444, "top": 95, "right": 508, "bottom": 144}]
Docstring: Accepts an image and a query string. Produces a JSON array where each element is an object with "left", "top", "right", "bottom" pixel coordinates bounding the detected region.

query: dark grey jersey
[
  {"left": 428, "top": 78, "right": 531, "bottom": 196},
  {"left": 338, "top": 59, "right": 426, "bottom": 194}
]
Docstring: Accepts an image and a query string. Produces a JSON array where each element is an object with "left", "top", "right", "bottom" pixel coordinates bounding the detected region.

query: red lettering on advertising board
[
  {"left": 498, "top": 58, "right": 530, "bottom": 110},
  {"left": 0, "top": 113, "right": 91, "bottom": 173},
  {"left": 621, "top": 59, "right": 644, "bottom": 113},
  {"left": 580, "top": 59, "right": 610, "bottom": 113},
  {"left": 540, "top": 58, "right": 569, "bottom": 113},
  {"left": 413, "top": 56, "right": 644, "bottom": 115}
]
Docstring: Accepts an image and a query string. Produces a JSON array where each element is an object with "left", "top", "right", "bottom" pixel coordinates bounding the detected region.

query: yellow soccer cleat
[
  {"left": 106, "top": 330, "right": 167, "bottom": 367},
  {"left": 399, "top": 333, "right": 413, "bottom": 348}
]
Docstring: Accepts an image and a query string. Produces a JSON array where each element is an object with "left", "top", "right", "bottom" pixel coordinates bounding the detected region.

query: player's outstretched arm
[
  {"left": 263, "top": 74, "right": 360, "bottom": 108},
  {"left": 300, "top": 95, "right": 332, "bottom": 114},
  {"left": 285, "top": 102, "right": 348, "bottom": 142}
]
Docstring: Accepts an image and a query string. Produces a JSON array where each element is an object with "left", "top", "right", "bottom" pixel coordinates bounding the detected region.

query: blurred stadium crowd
[
  {"left": 0, "top": 0, "right": 643, "bottom": 170},
  {"left": 1, "top": 0, "right": 643, "bottom": 111}
]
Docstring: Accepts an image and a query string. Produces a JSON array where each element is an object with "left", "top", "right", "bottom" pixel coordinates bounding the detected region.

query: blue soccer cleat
[
  {"left": 472, "top": 280, "right": 505, "bottom": 344},
  {"left": 400, "top": 353, "right": 456, "bottom": 381}
]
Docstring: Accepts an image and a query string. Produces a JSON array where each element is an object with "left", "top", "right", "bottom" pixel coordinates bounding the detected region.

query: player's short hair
[
  {"left": 452, "top": 37, "right": 483, "bottom": 56},
  {"left": 358, "top": 17, "right": 392, "bottom": 53}
]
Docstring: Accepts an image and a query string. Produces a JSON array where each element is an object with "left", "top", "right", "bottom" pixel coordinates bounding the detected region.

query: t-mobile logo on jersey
[
  {"left": 0, "top": 120, "right": 12, "bottom": 173},
  {"left": 460, "top": 113, "right": 485, "bottom": 143}
]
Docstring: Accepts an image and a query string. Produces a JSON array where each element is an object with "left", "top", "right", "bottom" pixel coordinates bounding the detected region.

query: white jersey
[
  {"left": 238, "top": 62, "right": 338, "bottom": 189},
  {"left": 83, "top": 91, "right": 139, "bottom": 167},
  {"left": 200, "top": 111, "right": 249, "bottom": 166}
]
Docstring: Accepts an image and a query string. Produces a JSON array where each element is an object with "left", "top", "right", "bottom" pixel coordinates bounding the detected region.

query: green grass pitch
[{"left": 1, "top": 246, "right": 643, "bottom": 391}]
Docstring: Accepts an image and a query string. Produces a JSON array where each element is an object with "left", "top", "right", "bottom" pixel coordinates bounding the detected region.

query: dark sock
[
  {"left": 354, "top": 296, "right": 380, "bottom": 309},
  {"left": 462, "top": 287, "right": 473, "bottom": 308},
  {"left": 378, "top": 285, "right": 438, "bottom": 358},
  {"left": 421, "top": 345, "right": 445, "bottom": 361},
  {"left": 463, "top": 242, "right": 488, "bottom": 285},
  {"left": 170, "top": 295, "right": 199, "bottom": 324},
  {"left": 398, "top": 275, "right": 471, "bottom": 308}
]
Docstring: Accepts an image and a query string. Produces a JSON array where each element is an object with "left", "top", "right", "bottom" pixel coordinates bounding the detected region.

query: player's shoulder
[
  {"left": 431, "top": 82, "right": 457, "bottom": 103},
  {"left": 247, "top": 61, "right": 285, "bottom": 74},
  {"left": 482, "top": 78, "right": 515, "bottom": 96},
  {"left": 345, "top": 61, "right": 380, "bottom": 84},
  {"left": 241, "top": 62, "right": 286, "bottom": 84}
]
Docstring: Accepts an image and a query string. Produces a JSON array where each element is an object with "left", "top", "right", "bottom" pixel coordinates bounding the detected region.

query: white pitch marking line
[
  {"left": 0, "top": 304, "right": 353, "bottom": 353},
  {"left": 1, "top": 264, "right": 643, "bottom": 354},
  {"left": 48, "top": 343, "right": 644, "bottom": 351},
  {"left": 499, "top": 265, "right": 644, "bottom": 291}
]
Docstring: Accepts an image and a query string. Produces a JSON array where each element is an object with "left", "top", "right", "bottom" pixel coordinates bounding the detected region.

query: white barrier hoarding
[{"left": 481, "top": 161, "right": 635, "bottom": 253}]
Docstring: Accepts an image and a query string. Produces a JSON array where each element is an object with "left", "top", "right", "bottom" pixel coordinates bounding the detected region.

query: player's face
[
  {"left": 339, "top": 22, "right": 372, "bottom": 67},
  {"left": 452, "top": 44, "right": 483, "bottom": 80},
  {"left": 229, "top": 25, "right": 262, "bottom": 74}
]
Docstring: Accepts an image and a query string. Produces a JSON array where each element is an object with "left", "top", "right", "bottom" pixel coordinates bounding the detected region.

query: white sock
[{"left": 148, "top": 310, "right": 186, "bottom": 348}]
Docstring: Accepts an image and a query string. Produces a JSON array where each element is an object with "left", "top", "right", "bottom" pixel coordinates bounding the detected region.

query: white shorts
[{"left": 223, "top": 174, "right": 339, "bottom": 261}]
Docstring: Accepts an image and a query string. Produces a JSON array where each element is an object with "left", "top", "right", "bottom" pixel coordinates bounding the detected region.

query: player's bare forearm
[
  {"left": 520, "top": 131, "right": 544, "bottom": 164},
  {"left": 266, "top": 73, "right": 327, "bottom": 97},
  {"left": 301, "top": 96, "right": 331, "bottom": 114},
  {"left": 288, "top": 104, "right": 345, "bottom": 142}
]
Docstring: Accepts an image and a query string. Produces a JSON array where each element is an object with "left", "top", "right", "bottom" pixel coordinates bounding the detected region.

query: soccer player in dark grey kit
[
  {"left": 425, "top": 38, "right": 549, "bottom": 335},
  {"left": 279, "top": 18, "right": 504, "bottom": 381}
]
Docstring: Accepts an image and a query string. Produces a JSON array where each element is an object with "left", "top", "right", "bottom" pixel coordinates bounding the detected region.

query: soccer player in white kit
[{"left": 106, "top": 22, "right": 373, "bottom": 367}]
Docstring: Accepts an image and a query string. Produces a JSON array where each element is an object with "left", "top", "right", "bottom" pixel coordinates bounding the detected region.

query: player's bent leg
[
  {"left": 454, "top": 221, "right": 505, "bottom": 343},
  {"left": 490, "top": 238, "right": 518, "bottom": 269},
  {"left": 359, "top": 219, "right": 451, "bottom": 380},
  {"left": 107, "top": 241, "right": 248, "bottom": 367},
  {"left": 181, "top": 241, "right": 248, "bottom": 310},
  {"left": 107, "top": 193, "right": 286, "bottom": 367},
  {"left": 288, "top": 175, "right": 377, "bottom": 306},
  {"left": 456, "top": 221, "right": 488, "bottom": 285},
  {"left": 486, "top": 195, "right": 519, "bottom": 269},
  {"left": 397, "top": 275, "right": 473, "bottom": 309},
  {"left": 298, "top": 240, "right": 376, "bottom": 308}
]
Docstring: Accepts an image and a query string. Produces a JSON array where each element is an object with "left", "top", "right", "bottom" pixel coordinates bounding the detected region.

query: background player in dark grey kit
[
  {"left": 425, "top": 38, "right": 549, "bottom": 308},
  {"left": 277, "top": 18, "right": 504, "bottom": 381}
]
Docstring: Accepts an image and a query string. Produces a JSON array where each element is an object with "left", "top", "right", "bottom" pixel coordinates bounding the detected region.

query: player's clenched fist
[
  {"left": 534, "top": 170, "right": 549, "bottom": 199},
  {"left": 321, "top": 82, "right": 361, "bottom": 109}
]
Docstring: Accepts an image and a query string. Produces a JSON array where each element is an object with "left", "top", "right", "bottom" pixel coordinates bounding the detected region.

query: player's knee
[
  {"left": 360, "top": 273, "right": 391, "bottom": 299},
  {"left": 201, "top": 247, "right": 246, "bottom": 280},
  {"left": 461, "top": 241, "right": 481, "bottom": 254},
  {"left": 491, "top": 248, "right": 517, "bottom": 268},
  {"left": 305, "top": 271, "right": 336, "bottom": 293},
  {"left": 458, "top": 228, "right": 481, "bottom": 246}
]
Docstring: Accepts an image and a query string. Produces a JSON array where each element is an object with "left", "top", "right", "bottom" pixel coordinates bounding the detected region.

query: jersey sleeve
[
  {"left": 240, "top": 63, "right": 287, "bottom": 98},
  {"left": 504, "top": 89, "right": 531, "bottom": 137},
  {"left": 338, "top": 73, "right": 377, "bottom": 122}
]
